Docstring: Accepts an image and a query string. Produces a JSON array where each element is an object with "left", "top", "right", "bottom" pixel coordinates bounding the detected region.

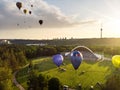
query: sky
[{"left": 1, "top": 0, "right": 120, "bottom": 39}]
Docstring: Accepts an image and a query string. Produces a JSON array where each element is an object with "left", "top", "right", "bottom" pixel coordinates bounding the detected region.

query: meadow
[{"left": 16, "top": 56, "right": 116, "bottom": 89}]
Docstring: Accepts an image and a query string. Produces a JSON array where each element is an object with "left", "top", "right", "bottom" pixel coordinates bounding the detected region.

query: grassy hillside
[{"left": 16, "top": 57, "right": 117, "bottom": 89}]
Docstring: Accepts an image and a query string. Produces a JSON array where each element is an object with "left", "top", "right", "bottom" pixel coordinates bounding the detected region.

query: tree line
[
  {"left": 89, "top": 45, "right": 120, "bottom": 56},
  {"left": 27, "top": 70, "right": 62, "bottom": 90},
  {"left": 0, "top": 44, "right": 74, "bottom": 69},
  {"left": 0, "top": 44, "right": 73, "bottom": 90}
]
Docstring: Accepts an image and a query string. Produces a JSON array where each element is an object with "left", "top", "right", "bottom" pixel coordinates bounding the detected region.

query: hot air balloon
[
  {"left": 16, "top": 2, "right": 22, "bottom": 10},
  {"left": 17, "top": 24, "right": 19, "bottom": 26},
  {"left": 29, "top": 11, "right": 32, "bottom": 14},
  {"left": 52, "top": 54, "right": 64, "bottom": 67},
  {"left": 39, "top": 20, "right": 43, "bottom": 25},
  {"left": 112, "top": 55, "right": 120, "bottom": 68},
  {"left": 70, "top": 50, "right": 83, "bottom": 70},
  {"left": 31, "top": 5, "right": 33, "bottom": 7},
  {"left": 23, "top": 9, "right": 27, "bottom": 14}
]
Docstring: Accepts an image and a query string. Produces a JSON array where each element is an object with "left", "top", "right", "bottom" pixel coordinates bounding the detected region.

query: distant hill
[{"left": 1, "top": 38, "right": 120, "bottom": 46}]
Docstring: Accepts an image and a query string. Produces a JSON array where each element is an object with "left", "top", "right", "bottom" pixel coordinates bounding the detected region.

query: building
[
  {"left": 0, "top": 39, "right": 11, "bottom": 45},
  {"left": 71, "top": 46, "right": 100, "bottom": 60}
]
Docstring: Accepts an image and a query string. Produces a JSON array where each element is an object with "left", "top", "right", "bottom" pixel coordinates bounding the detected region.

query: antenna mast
[{"left": 100, "top": 23, "right": 103, "bottom": 38}]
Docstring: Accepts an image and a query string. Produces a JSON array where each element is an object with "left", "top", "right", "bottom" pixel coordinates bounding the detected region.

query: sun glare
[{"left": 106, "top": 18, "right": 120, "bottom": 33}]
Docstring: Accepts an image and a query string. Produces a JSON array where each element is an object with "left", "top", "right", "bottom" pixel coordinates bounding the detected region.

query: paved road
[{"left": 13, "top": 71, "right": 25, "bottom": 90}]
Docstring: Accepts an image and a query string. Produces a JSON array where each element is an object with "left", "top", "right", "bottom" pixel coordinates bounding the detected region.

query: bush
[
  {"left": 48, "top": 77, "right": 61, "bottom": 90},
  {"left": 103, "top": 74, "right": 120, "bottom": 90}
]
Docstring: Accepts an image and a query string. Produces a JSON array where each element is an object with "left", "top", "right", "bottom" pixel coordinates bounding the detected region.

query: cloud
[
  {"left": 25, "top": 0, "right": 75, "bottom": 28},
  {"left": 0, "top": 0, "right": 76, "bottom": 30},
  {"left": 0, "top": 0, "right": 98, "bottom": 30},
  {"left": 79, "top": 19, "right": 99, "bottom": 25}
]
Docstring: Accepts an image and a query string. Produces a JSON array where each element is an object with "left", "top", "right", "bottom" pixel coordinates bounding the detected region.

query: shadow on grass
[
  {"left": 82, "top": 60, "right": 116, "bottom": 84},
  {"left": 34, "top": 57, "right": 71, "bottom": 72},
  {"left": 84, "top": 60, "right": 114, "bottom": 71},
  {"left": 83, "top": 60, "right": 98, "bottom": 64},
  {"left": 98, "top": 60, "right": 112, "bottom": 67},
  {"left": 16, "top": 66, "right": 29, "bottom": 83},
  {"left": 34, "top": 60, "right": 57, "bottom": 72}
]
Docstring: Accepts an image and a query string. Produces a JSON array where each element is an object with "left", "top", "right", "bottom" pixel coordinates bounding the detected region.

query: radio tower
[{"left": 100, "top": 23, "right": 103, "bottom": 38}]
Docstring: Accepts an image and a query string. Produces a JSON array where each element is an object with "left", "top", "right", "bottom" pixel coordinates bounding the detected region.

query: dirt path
[{"left": 13, "top": 71, "right": 25, "bottom": 90}]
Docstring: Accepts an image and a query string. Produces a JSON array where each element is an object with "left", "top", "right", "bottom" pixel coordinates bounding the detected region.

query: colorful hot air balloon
[
  {"left": 70, "top": 50, "right": 83, "bottom": 70},
  {"left": 52, "top": 54, "right": 64, "bottom": 67},
  {"left": 112, "top": 55, "right": 120, "bottom": 68},
  {"left": 23, "top": 9, "right": 27, "bottom": 14},
  {"left": 39, "top": 20, "right": 43, "bottom": 25},
  {"left": 16, "top": 2, "right": 22, "bottom": 10}
]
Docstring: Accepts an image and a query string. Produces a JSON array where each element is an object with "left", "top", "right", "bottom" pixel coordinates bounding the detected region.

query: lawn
[{"left": 16, "top": 57, "right": 116, "bottom": 89}]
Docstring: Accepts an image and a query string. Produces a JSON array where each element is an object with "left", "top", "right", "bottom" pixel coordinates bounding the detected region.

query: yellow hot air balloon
[
  {"left": 112, "top": 55, "right": 120, "bottom": 68},
  {"left": 23, "top": 9, "right": 27, "bottom": 14}
]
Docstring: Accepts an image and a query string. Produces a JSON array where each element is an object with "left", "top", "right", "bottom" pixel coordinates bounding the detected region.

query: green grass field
[{"left": 16, "top": 57, "right": 116, "bottom": 89}]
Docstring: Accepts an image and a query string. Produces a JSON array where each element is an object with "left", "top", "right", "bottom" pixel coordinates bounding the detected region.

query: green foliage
[
  {"left": 9, "top": 38, "right": 120, "bottom": 46},
  {"left": 89, "top": 46, "right": 120, "bottom": 56},
  {"left": 38, "top": 74, "right": 48, "bottom": 90},
  {"left": 1, "top": 43, "right": 120, "bottom": 89},
  {"left": 25, "top": 45, "right": 74, "bottom": 59},
  {"left": 0, "top": 44, "right": 27, "bottom": 71},
  {"left": 56, "top": 38, "right": 120, "bottom": 46},
  {"left": 0, "top": 82, "right": 4, "bottom": 90},
  {"left": 16, "top": 57, "right": 115, "bottom": 89},
  {"left": 103, "top": 73, "right": 120, "bottom": 90},
  {"left": 48, "top": 77, "right": 61, "bottom": 90},
  {"left": 27, "top": 72, "right": 48, "bottom": 90},
  {"left": 0, "top": 67, "right": 12, "bottom": 81},
  {"left": 0, "top": 79, "right": 13, "bottom": 90},
  {"left": 0, "top": 67, "right": 13, "bottom": 90}
]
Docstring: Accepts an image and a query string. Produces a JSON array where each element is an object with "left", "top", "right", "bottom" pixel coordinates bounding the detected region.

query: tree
[
  {"left": 27, "top": 72, "right": 48, "bottom": 90},
  {"left": 15, "top": 51, "right": 27, "bottom": 66},
  {"left": 0, "top": 82, "right": 4, "bottom": 90},
  {"left": 38, "top": 74, "right": 47, "bottom": 90},
  {"left": 0, "top": 67, "right": 13, "bottom": 90},
  {"left": 48, "top": 77, "right": 61, "bottom": 90},
  {"left": 27, "top": 70, "right": 39, "bottom": 90},
  {"left": 103, "top": 74, "right": 120, "bottom": 90}
]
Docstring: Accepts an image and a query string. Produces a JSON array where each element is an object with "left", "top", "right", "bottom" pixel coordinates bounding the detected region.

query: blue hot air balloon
[
  {"left": 52, "top": 54, "right": 64, "bottom": 67},
  {"left": 70, "top": 50, "right": 83, "bottom": 70}
]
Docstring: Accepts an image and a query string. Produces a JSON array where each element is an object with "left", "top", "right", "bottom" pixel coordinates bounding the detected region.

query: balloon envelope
[
  {"left": 52, "top": 54, "right": 63, "bottom": 67},
  {"left": 23, "top": 9, "right": 27, "bottom": 14},
  {"left": 112, "top": 55, "right": 120, "bottom": 68},
  {"left": 29, "top": 11, "right": 32, "bottom": 14},
  {"left": 31, "top": 5, "right": 33, "bottom": 7},
  {"left": 16, "top": 2, "right": 22, "bottom": 10},
  {"left": 70, "top": 50, "right": 83, "bottom": 70},
  {"left": 39, "top": 20, "right": 43, "bottom": 25}
]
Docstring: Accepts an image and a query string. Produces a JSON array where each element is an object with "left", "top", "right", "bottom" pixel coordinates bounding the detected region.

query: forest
[{"left": 0, "top": 43, "right": 120, "bottom": 90}]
